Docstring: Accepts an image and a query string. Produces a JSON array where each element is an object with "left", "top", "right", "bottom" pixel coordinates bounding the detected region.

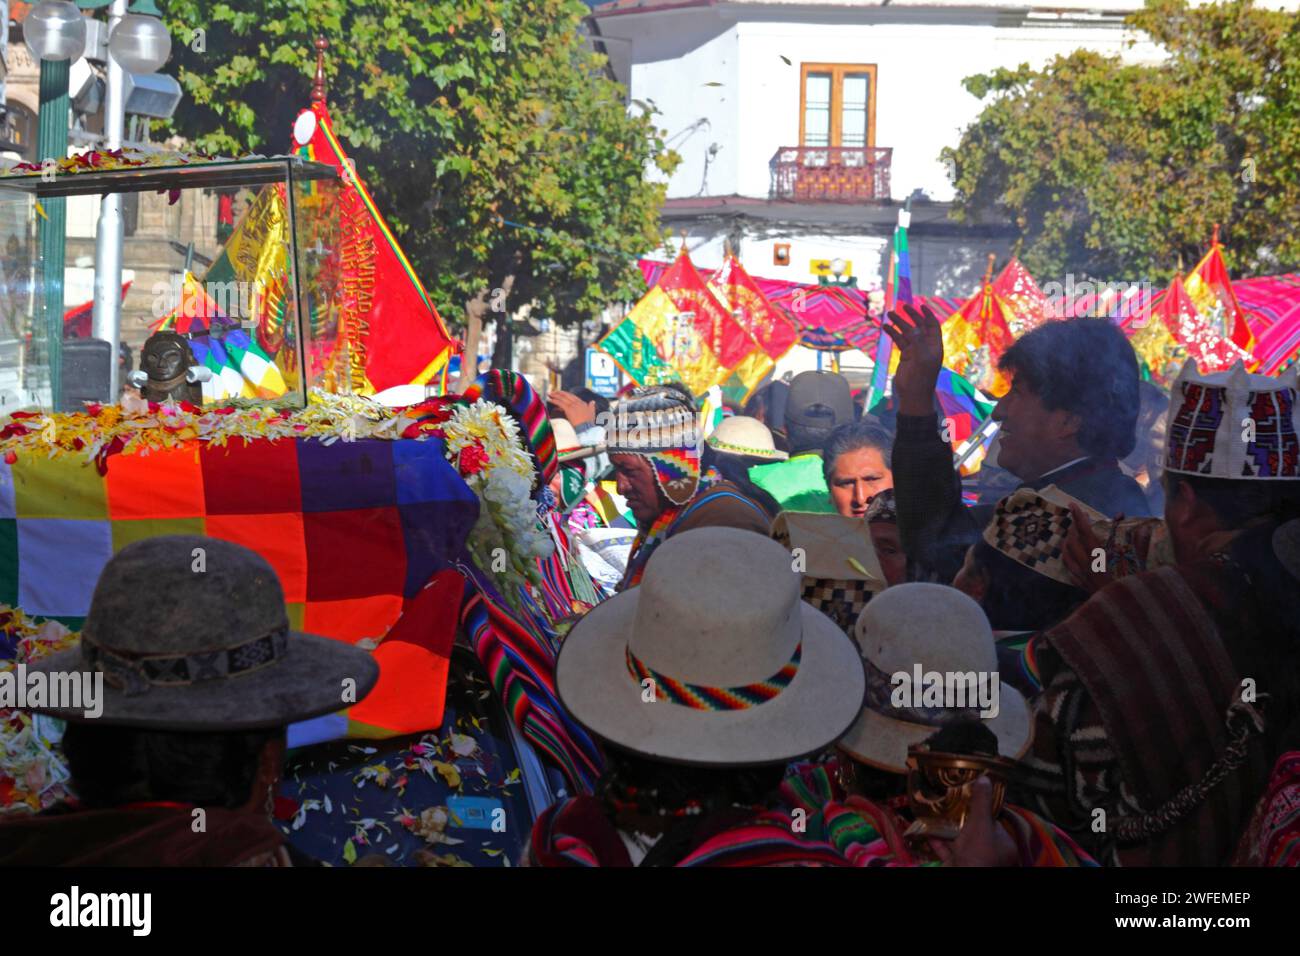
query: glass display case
[{"left": 0, "top": 155, "right": 340, "bottom": 413}]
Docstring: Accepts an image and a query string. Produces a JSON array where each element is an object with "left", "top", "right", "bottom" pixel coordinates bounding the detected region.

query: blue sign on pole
[{"left": 585, "top": 347, "right": 621, "bottom": 397}]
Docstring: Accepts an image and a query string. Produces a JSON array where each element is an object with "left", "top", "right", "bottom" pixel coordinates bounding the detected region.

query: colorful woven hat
[
  {"left": 770, "top": 511, "right": 885, "bottom": 636},
  {"left": 705, "top": 415, "right": 787, "bottom": 461},
  {"left": 463, "top": 370, "right": 558, "bottom": 490},
  {"left": 605, "top": 385, "right": 702, "bottom": 506},
  {"left": 1165, "top": 359, "right": 1300, "bottom": 479},
  {"left": 556, "top": 527, "right": 866, "bottom": 766},
  {"left": 982, "top": 486, "right": 1106, "bottom": 588}
]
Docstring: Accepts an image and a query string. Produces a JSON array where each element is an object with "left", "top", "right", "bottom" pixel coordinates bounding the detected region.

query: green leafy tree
[
  {"left": 160, "top": 0, "right": 677, "bottom": 368},
  {"left": 944, "top": 0, "right": 1300, "bottom": 283}
]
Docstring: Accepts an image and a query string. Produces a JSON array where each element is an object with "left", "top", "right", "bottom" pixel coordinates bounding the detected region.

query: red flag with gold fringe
[
  {"left": 1185, "top": 228, "right": 1258, "bottom": 365},
  {"left": 656, "top": 246, "right": 756, "bottom": 393},
  {"left": 291, "top": 101, "right": 456, "bottom": 394}
]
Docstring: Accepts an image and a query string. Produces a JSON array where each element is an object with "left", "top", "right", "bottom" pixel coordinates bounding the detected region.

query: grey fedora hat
[{"left": 23, "top": 535, "right": 378, "bottom": 731}]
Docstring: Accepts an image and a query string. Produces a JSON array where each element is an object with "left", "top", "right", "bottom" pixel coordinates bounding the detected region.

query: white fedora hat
[
  {"left": 556, "top": 527, "right": 865, "bottom": 766},
  {"left": 705, "top": 415, "right": 787, "bottom": 460},
  {"left": 550, "top": 417, "right": 582, "bottom": 455},
  {"left": 837, "top": 583, "right": 1030, "bottom": 773}
]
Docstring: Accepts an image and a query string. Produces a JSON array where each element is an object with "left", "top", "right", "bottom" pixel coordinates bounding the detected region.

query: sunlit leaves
[
  {"left": 949, "top": 0, "right": 1300, "bottom": 281},
  {"left": 162, "top": 0, "right": 677, "bottom": 329}
]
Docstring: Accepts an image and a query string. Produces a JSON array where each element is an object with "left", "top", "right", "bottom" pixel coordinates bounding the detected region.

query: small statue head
[{"left": 139, "top": 331, "right": 201, "bottom": 404}]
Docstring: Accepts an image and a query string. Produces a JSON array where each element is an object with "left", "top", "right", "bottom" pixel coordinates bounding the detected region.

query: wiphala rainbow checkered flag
[{"left": 0, "top": 437, "right": 478, "bottom": 740}]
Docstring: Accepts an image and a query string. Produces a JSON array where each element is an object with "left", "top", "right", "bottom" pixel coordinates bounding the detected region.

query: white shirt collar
[{"left": 1039, "top": 456, "right": 1090, "bottom": 481}]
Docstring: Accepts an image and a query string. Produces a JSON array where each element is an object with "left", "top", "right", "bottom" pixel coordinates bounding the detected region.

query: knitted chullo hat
[
  {"left": 463, "top": 370, "right": 558, "bottom": 491},
  {"left": 1165, "top": 359, "right": 1300, "bottom": 479},
  {"left": 607, "top": 385, "right": 702, "bottom": 506}
]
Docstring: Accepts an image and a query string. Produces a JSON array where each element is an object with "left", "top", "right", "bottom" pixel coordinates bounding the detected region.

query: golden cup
[{"left": 903, "top": 749, "right": 1011, "bottom": 842}]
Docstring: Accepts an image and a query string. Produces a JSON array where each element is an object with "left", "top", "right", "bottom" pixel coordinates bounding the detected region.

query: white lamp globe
[
  {"left": 24, "top": 1, "right": 88, "bottom": 63},
  {"left": 108, "top": 14, "right": 172, "bottom": 74}
]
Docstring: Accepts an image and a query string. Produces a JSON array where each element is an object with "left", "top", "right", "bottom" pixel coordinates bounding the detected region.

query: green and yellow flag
[
  {"left": 596, "top": 248, "right": 758, "bottom": 395},
  {"left": 594, "top": 285, "right": 679, "bottom": 386}
]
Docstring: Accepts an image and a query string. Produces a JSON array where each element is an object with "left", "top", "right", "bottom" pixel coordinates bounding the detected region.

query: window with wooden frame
[{"left": 799, "top": 64, "right": 877, "bottom": 149}]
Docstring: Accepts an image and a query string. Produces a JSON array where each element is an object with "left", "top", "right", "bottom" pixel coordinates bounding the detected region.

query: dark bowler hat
[{"left": 24, "top": 536, "right": 378, "bottom": 730}]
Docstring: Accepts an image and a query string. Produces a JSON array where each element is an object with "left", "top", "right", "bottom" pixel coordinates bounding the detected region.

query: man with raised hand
[{"left": 884, "top": 306, "right": 1149, "bottom": 583}]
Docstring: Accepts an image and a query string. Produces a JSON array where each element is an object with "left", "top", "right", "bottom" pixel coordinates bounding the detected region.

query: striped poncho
[
  {"left": 1017, "top": 562, "right": 1272, "bottom": 866},
  {"left": 527, "top": 795, "right": 851, "bottom": 867},
  {"left": 780, "top": 759, "right": 1097, "bottom": 867}
]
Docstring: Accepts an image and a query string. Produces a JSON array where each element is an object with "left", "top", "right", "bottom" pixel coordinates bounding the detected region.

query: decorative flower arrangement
[
  {"left": 438, "top": 400, "right": 554, "bottom": 599},
  {"left": 0, "top": 606, "right": 77, "bottom": 815},
  {"left": 3, "top": 146, "right": 223, "bottom": 178},
  {"left": 0, "top": 390, "right": 398, "bottom": 473}
]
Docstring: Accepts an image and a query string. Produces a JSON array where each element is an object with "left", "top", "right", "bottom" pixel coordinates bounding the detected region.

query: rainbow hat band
[
  {"left": 555, "top": 527, "right": 867, "bottom": 767},
  {"left": 626, "top": 642, "right": 802, "bottom": 711}
]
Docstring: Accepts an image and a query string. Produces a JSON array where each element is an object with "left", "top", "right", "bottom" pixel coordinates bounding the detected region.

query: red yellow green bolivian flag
[
  {"left": 594, "top": 285, "right": 680, "bottom": 387},
  {"left": 597, "top": 247, "right": 756, "bottom": 395}
]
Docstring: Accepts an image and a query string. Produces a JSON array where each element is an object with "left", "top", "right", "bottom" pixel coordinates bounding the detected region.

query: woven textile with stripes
[
  {"left": 462, "top": 370, "right": 557, "bottom": 488},
  {"left": 459, "top": 571, "right": 602, "bottom": 792}
]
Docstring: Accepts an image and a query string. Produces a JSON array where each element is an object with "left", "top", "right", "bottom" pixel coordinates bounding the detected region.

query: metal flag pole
[
  {"left": 952, "top": 414, "right": 999, "bottom": 472},
  {"left": 91, "top": 0, "right": 129, "bottom": 401}
]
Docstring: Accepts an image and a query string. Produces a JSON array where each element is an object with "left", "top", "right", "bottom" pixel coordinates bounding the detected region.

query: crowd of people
[{"left": 4, "top": 306, "right": 1299, "bottom": 869}]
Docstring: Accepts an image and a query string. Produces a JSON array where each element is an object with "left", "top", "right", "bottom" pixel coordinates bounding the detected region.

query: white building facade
[{"left": 587, "top": 0, "right": 1271, "bottom": 301}]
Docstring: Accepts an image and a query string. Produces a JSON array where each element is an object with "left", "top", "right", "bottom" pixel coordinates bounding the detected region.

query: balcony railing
[{"left": 770, "top": 146, "right": 892, "bottom": 202}]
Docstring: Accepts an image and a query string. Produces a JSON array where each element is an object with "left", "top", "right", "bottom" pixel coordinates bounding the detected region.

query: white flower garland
[{"left": 442, "top": 401, "right": 554, "bottom": 597}]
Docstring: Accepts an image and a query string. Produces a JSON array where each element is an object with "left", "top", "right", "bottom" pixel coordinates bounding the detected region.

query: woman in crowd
[{"left": 701, "top": 415, "right": 787, "bottom": 520}]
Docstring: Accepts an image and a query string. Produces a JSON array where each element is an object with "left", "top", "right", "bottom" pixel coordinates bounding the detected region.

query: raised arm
[{"left": 884, "top": 305, "right": 975, "bottom": 578}]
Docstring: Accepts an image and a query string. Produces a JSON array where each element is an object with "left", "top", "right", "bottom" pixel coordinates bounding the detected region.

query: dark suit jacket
[{"left": 893, "top": 411, "right": 1151, "bottom": 584}]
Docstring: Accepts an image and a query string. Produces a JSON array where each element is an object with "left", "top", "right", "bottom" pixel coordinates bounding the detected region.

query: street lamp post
[
  {"left": 27, "top": 0, "right": 172, "bottom": 404},
  {"left": 90, "top": 0, "right": 127, "bottom": 400},
  {"left": 26, "top": 1, "right": 87, "bottom": 408},
  {"left": 86, "top": 0, "right": 170, "bottom": 400}
]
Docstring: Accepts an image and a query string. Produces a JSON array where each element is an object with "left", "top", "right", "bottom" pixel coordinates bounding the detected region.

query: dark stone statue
[{"left": 139, "top": 331, "right": 202, "bottom": 405}]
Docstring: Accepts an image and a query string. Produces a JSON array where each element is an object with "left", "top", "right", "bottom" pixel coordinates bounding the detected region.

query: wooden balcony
[{"left": 770, "top": 146, "right": 892, "bottom": 202}]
